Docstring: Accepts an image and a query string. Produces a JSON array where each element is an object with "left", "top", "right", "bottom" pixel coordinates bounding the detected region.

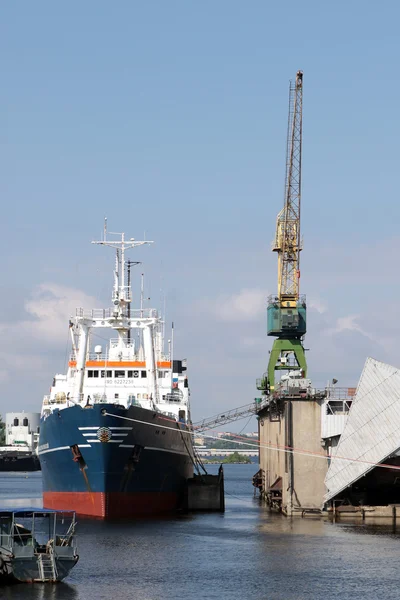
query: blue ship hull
[{"left": 39, "top": 404, "right": 194, "bottom": 518}]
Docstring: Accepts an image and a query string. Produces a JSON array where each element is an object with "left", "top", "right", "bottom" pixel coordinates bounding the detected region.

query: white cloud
[
  {"left": 308, "top": 298, "right": 327, "bottom": 314},
  {"left": 335, "top": 315, "right": 363, "bottom": 333},
  {"left": 198, "top": 288, "right": 268, "bottom": 322},
  {"left": 0, "top": 283, "right": 97, "bottom": 344},
  {"left": 0, "top": 283, "right": 100, "bottom": 413},
  {"left": 325, "top": 314, "right": 377, "bottom": 343}
]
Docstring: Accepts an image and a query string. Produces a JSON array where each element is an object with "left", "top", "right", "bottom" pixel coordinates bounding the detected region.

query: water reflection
[
  {"left": 330, "top": 516, "right": 400, "bottom": 537},
  {"left": 0, "top": 582, "right": 78, "bottom": 600}
]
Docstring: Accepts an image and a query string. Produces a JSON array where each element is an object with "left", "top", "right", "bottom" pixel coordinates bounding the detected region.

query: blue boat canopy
[{"left": 0, "top": 507, "right": 75, "bottom": 515}]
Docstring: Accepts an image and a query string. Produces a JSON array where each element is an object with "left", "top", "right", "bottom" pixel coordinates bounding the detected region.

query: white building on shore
[{"left": 5, "top": 412, "right": 40, "bottom": 451}]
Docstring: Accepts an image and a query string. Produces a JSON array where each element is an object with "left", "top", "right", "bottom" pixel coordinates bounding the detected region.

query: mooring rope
[{"left": 102, "top": 410, "right": 400, "bottom": 472}]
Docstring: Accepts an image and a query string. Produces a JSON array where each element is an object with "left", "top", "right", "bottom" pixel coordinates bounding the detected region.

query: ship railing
[
  {"left": 69, "top": 352, "right": 141, "bottom": 362},
  {"left": 76, "top": 308, "right": 114, "bottom": 319},
  {"left": 325, "top": 386, "right": 356, "bottom": 401},
  {"left": 86, "top": 353, "right": 109, "bottom": 361},
  {"left": 91, "top": 353, "right": 139, "bottom": 361},
  {"left": 128, "top": 308, "right": 159, "bottom": 319},
  {"left": 75, "top": 307, "right": 160, "bottom": 320},
  {"left": 157, "top": 353, "right": 172, "bottom": 364},
  {"left": 70, "top": 352, "right": 171, "bottom": 364}
]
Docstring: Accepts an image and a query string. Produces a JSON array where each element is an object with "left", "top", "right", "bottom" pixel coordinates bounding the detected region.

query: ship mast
[
  {"left": 74, "top": 223, "right": 155, "bottom": 403},
  {"left": 92, "top": 225, "right": 153, "bottom": 318}
]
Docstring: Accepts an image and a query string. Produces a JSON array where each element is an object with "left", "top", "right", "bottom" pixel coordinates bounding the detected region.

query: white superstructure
[
  {"left": 5, "top": 412, "right": 40, "bottom": 450},
  {"left": 41, "top": 226, "right": 190, "bottom": 423}
]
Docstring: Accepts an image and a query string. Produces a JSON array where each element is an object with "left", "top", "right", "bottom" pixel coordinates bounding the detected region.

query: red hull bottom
[{"left": 43, "top": 491, "right": 180, "bottom": 519}]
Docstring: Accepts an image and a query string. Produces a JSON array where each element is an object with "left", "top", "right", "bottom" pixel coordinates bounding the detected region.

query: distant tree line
[
  {"left": 222, "top": 452, "right": 251, "bottom": 464},
  {"left": 203, "top": 452, "right": 251, "bottom": 464},
  {"left": 201, "top": 434, "right": 256, "bottom": 450}
]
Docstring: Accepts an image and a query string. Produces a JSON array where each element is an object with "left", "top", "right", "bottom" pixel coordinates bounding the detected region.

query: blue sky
[{"left": 1, "top": 1, "right": 399, "bottom": 425}]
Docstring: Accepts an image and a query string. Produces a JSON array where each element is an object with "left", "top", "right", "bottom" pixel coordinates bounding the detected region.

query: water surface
[{"left": 0, "top": 466, "right": 399, "bottom": 600}]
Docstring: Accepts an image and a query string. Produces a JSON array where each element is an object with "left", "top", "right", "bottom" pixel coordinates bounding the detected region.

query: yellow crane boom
[{"left": 273, "top": 70, "right": 303, "bottom": 305}]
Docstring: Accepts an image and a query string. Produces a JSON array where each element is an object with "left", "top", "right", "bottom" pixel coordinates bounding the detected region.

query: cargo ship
[{"left": 39, "top": 226, "right": 194, "bottom": 518}]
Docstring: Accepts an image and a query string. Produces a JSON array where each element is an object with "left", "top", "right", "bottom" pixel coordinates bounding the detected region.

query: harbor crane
[{"left": 257, "top": 70, "right": 307, "bottom": 394}]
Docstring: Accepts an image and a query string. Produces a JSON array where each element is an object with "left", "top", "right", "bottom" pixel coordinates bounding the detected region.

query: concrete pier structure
[{"left": 258, "top": 397, "right": 328, "bottom": 515}]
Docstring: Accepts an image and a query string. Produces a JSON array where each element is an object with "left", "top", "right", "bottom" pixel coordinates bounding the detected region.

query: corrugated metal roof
[{"left": 325, "top": 357, "right": 400, "bottom": 502}]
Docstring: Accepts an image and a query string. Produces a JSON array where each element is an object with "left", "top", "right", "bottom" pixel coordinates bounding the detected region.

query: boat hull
[
  {"left": 39, "top": 403, "right": 194, "bottom": 518},
  {"left": 43, "top": 491, "right": 179, "bottom": 518},
  {"left": 1, "top": 556, "right": 78, "bottom": 583},
  {"left": 0, "top": 452, "right": 40, "bottom": 472}
]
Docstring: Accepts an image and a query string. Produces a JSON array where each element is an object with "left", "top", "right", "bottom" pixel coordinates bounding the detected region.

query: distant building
[{"left": 5, "top": 413, "right": 40, "bottom": 451}]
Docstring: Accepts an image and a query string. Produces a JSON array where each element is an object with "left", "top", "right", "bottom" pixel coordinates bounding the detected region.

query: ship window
[
  {"left": 93, "top": 371, "right": 99, "bottom": 378},
  {"left": 115, "top": 370, "right": 125, "bottom": 378},
  {"left": 88, "top": 370, "right": 93, "bottom": 378},
  {"left": 114, "top": 393, "right": 119, "bottom": 399},
  {"left": 141, "top": 371, "right": 147, "bottom": 378},
  {"left": 143, "top": 393, "right": 148, "bottom": 399},
  {"left": 101, "top": 370, "right": 112, "bottom": 378},
  {"left": 158, "top": 371, "right": 164, "bottom": 378},
  {"left": 23, "top": 418, "right": 28, "bottom": 427},
  {"left": 13, "top": 418, "right": 19, "bottom": 426},
  {"left": 162, "top": 395, "right": 166, "bottom": 401},
  {"left": 137, "top": 394, "right": 141, "bottom": 399},
  {"left": 127, "top": 370, "right": 135, "bottom": 378}
]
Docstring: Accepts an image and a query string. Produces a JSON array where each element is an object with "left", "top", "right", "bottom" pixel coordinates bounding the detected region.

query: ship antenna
[
  {"left": 126, "top": 260, "right": 141, "bottom": 343},
  {"left": 92, "top": 227, "right": 153, "bottom": 314},
  {"left": 140, "top": 273, "right": 144, "bottom": 317},
  {"left": 171, "top": 321, "right": 174, "bottom": 385},
  {"left": 162, "top": 291, "right": 166, "bottom": 355}
]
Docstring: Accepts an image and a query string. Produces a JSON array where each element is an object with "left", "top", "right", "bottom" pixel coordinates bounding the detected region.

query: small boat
[{"left": 0, "top": 507, "right": 78, "bottom": 582}]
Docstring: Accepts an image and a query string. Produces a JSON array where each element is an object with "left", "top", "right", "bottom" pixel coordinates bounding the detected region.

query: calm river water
[{"left": 0, "top": 465, "right": 399, "bottom": 600}]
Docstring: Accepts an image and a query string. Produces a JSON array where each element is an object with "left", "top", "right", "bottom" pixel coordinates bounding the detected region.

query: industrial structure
[
  {"left": 324, "top": 357, "right": 400, "bottom": 517},
  {"left": 191, "top": 72, "right": 400, "bottom": 518},
  {"left": 257, "top": 70, "right": 306, "bottom": 396},
  {"left": 256, "top": 71, "right": 332, "bottom": 515}
]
